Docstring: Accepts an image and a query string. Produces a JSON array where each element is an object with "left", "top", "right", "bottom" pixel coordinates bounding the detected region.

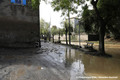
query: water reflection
[
  {"left": 64, "top": 48, "right": 85, "bottom": 80},
  {"left": 64, "top": 47, "right": 120, "bottom": 80},
  {"left": 65, "top": 48, "right": 73, "bottom": 67}
]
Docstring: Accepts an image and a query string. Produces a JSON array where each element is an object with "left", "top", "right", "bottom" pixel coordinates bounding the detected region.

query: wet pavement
[{"left": 0, "top": 42, "right": 120, "bottom": 80}]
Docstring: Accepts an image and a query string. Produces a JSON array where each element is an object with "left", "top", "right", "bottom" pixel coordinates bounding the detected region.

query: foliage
[
  {"left": 74, "top": 24, "right": 85, "bottom": 34},
  {"left": 51, "top": 0, "right": 83, "bottom": 16},
  {"left": 51, "top": 0, "right": 84, "bottom": 44},
  {"left": 30, "top": 0, "right": 47, "bottom": 10},
  {"left": 31, "top": 0, "right": 39, "bottom": 10},
  {"left": 51, "top": 25, "right": 58, "bottom": 36},
  {"left": 40, "top": 19, "right": 50, "bottom": 36},
  {"left": 59, "top": 28, "right": 64, "bottom": 36},
  {"left": 81, "top": 4, "right": 99, "bottom": 34},
  {"left": 63, "top": 20, "right": 73, "bottom": 34},
  {"left": 80, "top": 0, "right": 120, "bottom": 53},
  {"left": 81, "top": 0, "right": 120, "bottom": 39},
  {"left": 97, "top": 0, "right": 120, "bottom": 39},
  {"left": 50, "top": 0, "right": 120, "bottom": 53}
]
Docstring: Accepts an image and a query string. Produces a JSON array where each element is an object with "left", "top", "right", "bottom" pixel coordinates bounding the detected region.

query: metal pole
[
  {"left": 79, "top": 21, "right": 82, "bottom": 48},
  {"left": 68, "top": 10, "right": 71, "bottom": 45},
  {"left": 49, "top": 16, "right": 51, "bottom": 42},
  {"left": 38, "top": 1, "right": 41, "bottom": 47}
]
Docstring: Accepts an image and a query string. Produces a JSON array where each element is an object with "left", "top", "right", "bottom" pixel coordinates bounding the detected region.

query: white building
[{"left": 70, "top": 17, "right": 80, "bottom": 29}]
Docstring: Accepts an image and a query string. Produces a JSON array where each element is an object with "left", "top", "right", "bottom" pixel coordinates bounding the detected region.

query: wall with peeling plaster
[{"left": 0, "top": 0, "right": 39, "bottom": 47}]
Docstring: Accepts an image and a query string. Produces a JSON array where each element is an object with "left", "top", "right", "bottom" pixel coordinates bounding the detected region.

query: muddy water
[
  {"left": 62, "top": 47, "right": 120, "bottom": 80},
  {"left": 62, "top": 41, "right": 120, "bottom": 59}
]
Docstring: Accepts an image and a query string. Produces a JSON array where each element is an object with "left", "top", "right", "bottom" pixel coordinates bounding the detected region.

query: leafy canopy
[
  {"left": 51, "top": 0, "right": 84, "bottom": 16},
  {"left": 51, "top": 26, "right": 58, "bottom": 36},
  {"left": 40, "top": 18, "right": 50, "bottom": 35},
  {"left": 31, "top": 0, "right": 47, "bottom": 10},
  {"left": 81, "top": 0, "right": 120, "bottom": 39}
]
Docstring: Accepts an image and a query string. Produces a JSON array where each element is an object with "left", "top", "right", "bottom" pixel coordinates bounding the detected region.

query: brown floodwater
[
  {"left": 94, "top": 44, "right": 120, "bottom": 59},
  {"left": 62, "top": 41, "right": 120, "bottom": 59},
  {"left": 63, "top": 47, "right": 120, "bottom": 80}
]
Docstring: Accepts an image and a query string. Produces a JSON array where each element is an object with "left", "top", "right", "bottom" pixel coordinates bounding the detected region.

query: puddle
[
  {"left": 52, "top": 43, "right": 120, "bottom": 80},
  {"left": 60, "top": 47, "right": 120, "bottom": 80}
]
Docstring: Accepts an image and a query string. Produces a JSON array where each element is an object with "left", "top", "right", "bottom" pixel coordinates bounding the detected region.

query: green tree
[
  {"left": 97, "top": 0, "right": 120, "bottom": 39},
  {"left": 81, "top": 4, "right": 99, "bottom": 34},
  {"left": 64, "top": 21, "right": 68, "bottom": 44},
  {"left": 31, "top": 0, "right": 47, "bottom": 9},
  {"left": 51, "top": 0, "right": 82, "bottom": 45},
  {"left": 51, "top": 26, "right": 58, "bottom": 42},
  {"left": 58, "top": 28, "right": 64, "bottom": 43},
  {"left": 30, "top": 0, "right": 47, "bottom": 47},
  {"left": 50, "top": 0, "right": 120, "bottom": 54},
  {"left": 81, "top": 0, "right": 120, "bottom": 54},
  {"left": 63, "top": 20, "right": 73, "bottom": 44},
  {"left": 31, "top": 0, "right": 39, "bottom": 9},
  {"left": 40, "top": 19, "right": 50, "bottom": 39},
  {"left": 74, "top": 23, "right": 85, "bottom": 34}
]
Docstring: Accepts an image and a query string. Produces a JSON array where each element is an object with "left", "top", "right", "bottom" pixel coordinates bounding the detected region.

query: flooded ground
[
  {"left": 0, "top": 42, "right": 120, "bottom": 80},
  {"left": 62, "top": 41, "right": 120, "bottom": 59}
]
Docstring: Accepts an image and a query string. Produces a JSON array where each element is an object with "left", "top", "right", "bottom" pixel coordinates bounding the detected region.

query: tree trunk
[
  {"left": 53, "top": 35, "right": 54, "bottom": 43},
  {"left": 99, "top": 23, "right": 105, "bottom": 54},
  {"left": 68, "top": 10, "right": 71, "bottom": 45},
  {"left": 66, "top": 27, "right": 68, "bottom": 45},
  {"left": 58, "top": 31, "right": 60, "bottom": 42},
  {"left": 49, "top": 35, "right": 51, "bottom": 42},
  {"left": 49, "top": 31, "right": 51, "bottom": 42},
  {"left": 91, "top": 0, "right": 105, "bottom": 54}
]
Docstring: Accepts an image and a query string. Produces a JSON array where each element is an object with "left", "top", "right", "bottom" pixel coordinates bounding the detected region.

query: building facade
[
  {"left": 0, "top": 0, "right": 40, "bottom": 47},
  {"left": 70, "top": 17, "right": 80, "bottom": 30}
]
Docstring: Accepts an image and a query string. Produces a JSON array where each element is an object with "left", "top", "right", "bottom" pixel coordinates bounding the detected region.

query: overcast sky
[{"left": 40, "top": 1, "right": 63, "bottom": 28}]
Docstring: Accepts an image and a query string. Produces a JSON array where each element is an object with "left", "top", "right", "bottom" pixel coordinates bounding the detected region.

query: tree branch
[{"left": 91, "top": 0, "right": 98, "bottom": 6}]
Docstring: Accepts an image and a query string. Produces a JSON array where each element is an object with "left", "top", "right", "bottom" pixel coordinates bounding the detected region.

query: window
[
  {"left": 16, "top": 0, "right": 21, "bottom": 4},
  {"left": 11, "top": 0, "right": 26, "bottom": 5}
]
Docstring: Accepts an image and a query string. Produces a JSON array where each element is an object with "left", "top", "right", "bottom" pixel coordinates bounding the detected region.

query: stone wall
[
  {"left": 54, "top": 33, "right": 88, "bottom": 41},
  {"left": 0, "top": 0, "right": 39, "bottom": 47}
]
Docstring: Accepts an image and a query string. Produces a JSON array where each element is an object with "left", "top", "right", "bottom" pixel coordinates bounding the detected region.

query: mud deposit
[{"left": 0, "top": 42, "right": 120, "bottom": 80}]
